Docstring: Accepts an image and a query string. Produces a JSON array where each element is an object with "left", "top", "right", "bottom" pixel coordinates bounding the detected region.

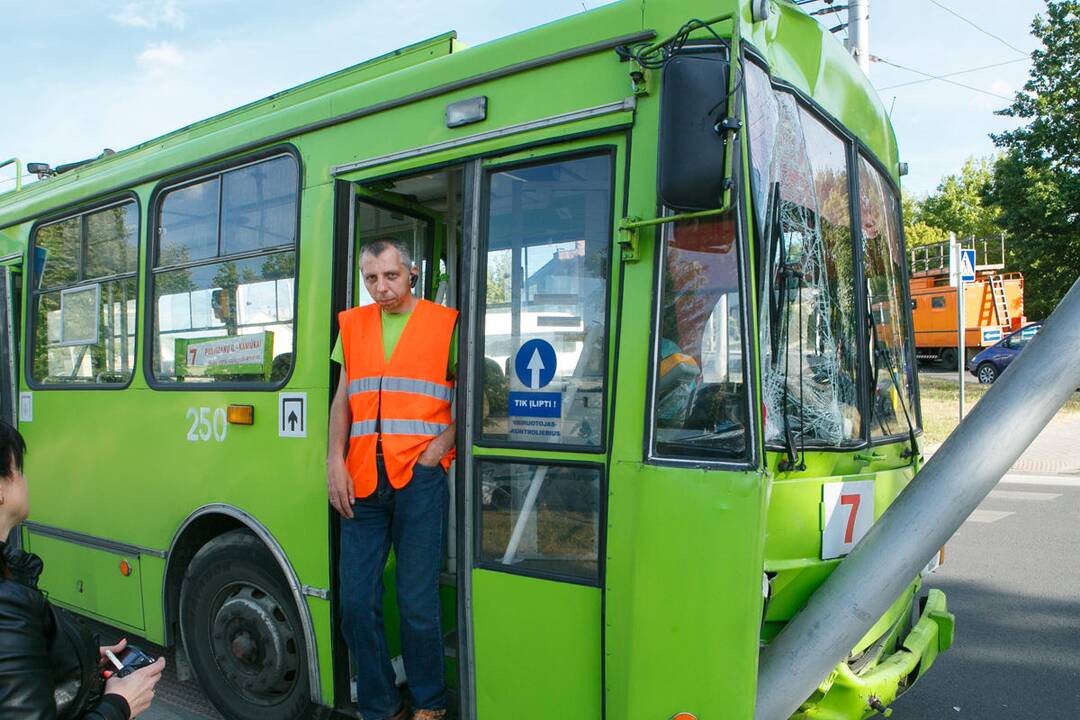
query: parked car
[{"left": 968, "top": 322, "right": 1042, "bottom": 384}]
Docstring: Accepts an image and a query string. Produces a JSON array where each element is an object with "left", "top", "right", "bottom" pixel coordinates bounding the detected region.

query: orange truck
[{"left": 909, "top": 238, "right": 1026, "bottom": 369}]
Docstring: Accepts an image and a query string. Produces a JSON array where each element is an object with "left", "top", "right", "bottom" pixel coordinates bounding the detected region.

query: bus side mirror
[{"left": 657, "top": 53, "right": 731, "bottom": 212}]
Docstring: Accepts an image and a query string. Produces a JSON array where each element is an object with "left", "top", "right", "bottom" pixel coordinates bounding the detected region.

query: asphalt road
[{"left": 890, "top": 471, "right": 1080, "bottom": 719}]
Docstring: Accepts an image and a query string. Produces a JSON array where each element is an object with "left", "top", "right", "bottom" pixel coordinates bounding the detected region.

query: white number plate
[{"left": 821, "top": 480, "right": 875, "bottom": 560}]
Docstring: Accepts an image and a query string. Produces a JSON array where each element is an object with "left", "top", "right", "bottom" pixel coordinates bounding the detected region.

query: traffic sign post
[{"left": 949, "top": 234, "right": 971, "bottom": 420}]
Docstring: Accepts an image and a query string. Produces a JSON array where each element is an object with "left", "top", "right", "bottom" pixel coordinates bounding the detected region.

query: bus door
[
  {"left": 0, "top": 264, "right": 18, "bottom": 425},
  {"left": 343, "top": 167, "right": 466, "bottom": 703},
  {"left": 460, "top": 147, "right": 616, "bottom": 719}
]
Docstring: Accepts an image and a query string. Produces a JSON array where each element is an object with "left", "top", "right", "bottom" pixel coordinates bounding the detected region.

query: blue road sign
[
  {"left": 960, "top": 248, "right": 976, "bottom": 283},
  {"left": 514, "top": 339, "right": 557, "bottom": 390}
]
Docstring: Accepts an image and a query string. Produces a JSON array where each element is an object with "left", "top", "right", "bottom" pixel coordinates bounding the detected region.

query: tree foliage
[
  {"left": 990, "top": 0, "right": 1080, "bottom": 318},
  {"left": 920, "top": 157, "right": 1001, "bottom": 241}
]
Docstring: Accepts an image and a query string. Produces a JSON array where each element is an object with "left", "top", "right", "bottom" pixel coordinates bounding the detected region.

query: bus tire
[{"left": 180, "top": 530, "right": 313, "bottom": 720}]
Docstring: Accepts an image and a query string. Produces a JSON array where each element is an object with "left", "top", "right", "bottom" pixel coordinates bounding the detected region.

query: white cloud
[
  {"left": 137, "top": 41, "right": 185, "bottom": 72},
  {"left": 110, "top": 0, "right": 185, "bottom": 30}
]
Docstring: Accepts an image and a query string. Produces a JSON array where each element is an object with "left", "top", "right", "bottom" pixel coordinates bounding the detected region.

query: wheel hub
[{"left": 210, "top": 585, "right": 299, "bottom": 703}]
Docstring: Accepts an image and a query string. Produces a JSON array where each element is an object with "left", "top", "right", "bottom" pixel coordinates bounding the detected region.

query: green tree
[
  {"left": 990, "top": 0, "right": 1080, "bottom": 318},
  {"left": 919, "top": 157, "right": 1001, "bottom": 241},
  {"left": 901, "top": 191, "right": 949, "bottom": 249}
]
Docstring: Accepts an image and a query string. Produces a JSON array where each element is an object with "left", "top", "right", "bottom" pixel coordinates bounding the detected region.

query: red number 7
[{"left": 840, "top": 494, "right": 862, "bottom": 544}]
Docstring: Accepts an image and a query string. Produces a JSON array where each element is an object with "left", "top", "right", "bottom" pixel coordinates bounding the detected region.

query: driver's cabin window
[{"left": 651, "top": 215, "right": 750, "bottom": 461}]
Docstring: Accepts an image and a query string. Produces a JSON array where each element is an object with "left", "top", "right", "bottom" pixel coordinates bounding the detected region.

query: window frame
[
  {"left": 25, "top": 192, "right": 142, "bottom": 391},
  {"left": 745, "top": 58, "right": 870, "bottom": 454},
  {"left": 853, "top": 150, "right": 924, "bottom": 442},
  {"left": 143, "top": 145, "right": 303, "bottom": 392},
  {"left": 472, "top": 456, "right": 607, "bottom": 588},
  {"left": 742, "top": 44, "right": 923, "bottom": 451},
  {"left": 472, "top": 146, "right": 616, "bottom": 454},
  {"left": 643, "top": 42, "right": 759, "bottom": 469}
]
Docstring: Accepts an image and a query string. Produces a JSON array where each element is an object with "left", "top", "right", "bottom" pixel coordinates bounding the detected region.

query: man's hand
[
  {"left": 416, "top": 422, "right": 456, "bottom": 469},
  {"left": 327, "top": 458, "right": 354, "bottom": 519},
  {"left": 327, "top": 368, "right": 354, "bottom": 519},
  {"left": 416, "top": 449, "right": 441, "bottom": 468}
]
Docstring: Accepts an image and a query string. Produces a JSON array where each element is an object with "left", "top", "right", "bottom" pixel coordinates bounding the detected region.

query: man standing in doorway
[{"left": 327, "top": 239, "right": 457, "bottom": 720}]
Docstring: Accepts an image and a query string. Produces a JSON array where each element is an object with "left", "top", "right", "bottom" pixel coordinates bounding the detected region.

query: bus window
[
  {"left": 758, "top": 91, "right": 861, "bottom": 448},
  {"left": 29, "top": 200, "right": 138, "bottom": 386},
  {"left": 859, "top": 156, "right": 917, "bottom": 438},
  {"left": 477, "top": 153, "right": 611, "bottom": 449},
  {"left": 651, "top": 215, "right": 749, "bottom": 461},
  {"left": 477, "top": 461, "right": 600, "bottom": 583},
  {"left": 151, "top": 154, "right": 298, "bottom": 385}
]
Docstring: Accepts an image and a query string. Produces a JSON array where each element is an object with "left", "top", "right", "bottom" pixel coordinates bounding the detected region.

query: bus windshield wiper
[
  {"left": 770, "top": 192, "right": 804, "bottom": 472},
  {"left": 868, "top": 308, "right": 919, "bottom": 460}
]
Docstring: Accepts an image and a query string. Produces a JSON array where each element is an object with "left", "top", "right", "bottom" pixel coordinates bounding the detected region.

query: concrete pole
[
  {"left": 755, "top": 275, "right": 1080, "bottom": 720},
  {"left": 848, "top": 0, "right": 871, "bottom": 76}
]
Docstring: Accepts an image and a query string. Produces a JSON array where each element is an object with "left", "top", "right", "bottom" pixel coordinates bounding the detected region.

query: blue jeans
[{"left": 339, "top": 460, "right": 449, "bottom": 719}]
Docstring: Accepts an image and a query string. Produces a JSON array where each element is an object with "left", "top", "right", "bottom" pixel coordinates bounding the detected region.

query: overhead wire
[
  {"left": 871, "top": 55, "right": 1014, "bottom": 101},
  {"left": 926, "top": 0, "right": 1032, "bottom": 57},
  {"left": 0, "top": 174, "right": 35, "bottom": 186},
  {"left": 876, "top": 57, "right": 1029, "bottom": 90}
]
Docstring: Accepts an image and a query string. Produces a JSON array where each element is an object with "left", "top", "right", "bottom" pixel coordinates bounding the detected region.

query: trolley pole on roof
[{"left": 847, "top": 0, "right": 871, "bottom": 76}]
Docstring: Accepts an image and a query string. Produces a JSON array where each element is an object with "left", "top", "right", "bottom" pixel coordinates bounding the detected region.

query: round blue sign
[{"left": 514, "top": 339, "right": 557, "bottom": 390}]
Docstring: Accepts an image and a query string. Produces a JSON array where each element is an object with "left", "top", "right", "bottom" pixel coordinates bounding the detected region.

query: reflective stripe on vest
[
  {"left": 339, "top": 299, "right": 458, "bottom": 499},
  {"left": 347, "top": 376, "right": 453, "bottom": 403},
  {"left": 349, "top": 419, "right": 448, "bottom": 437}
]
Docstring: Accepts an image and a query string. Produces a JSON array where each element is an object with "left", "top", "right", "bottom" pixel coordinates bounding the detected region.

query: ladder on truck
[{"left": 989, "top": 275, "right": 1011, "bottom": 326}]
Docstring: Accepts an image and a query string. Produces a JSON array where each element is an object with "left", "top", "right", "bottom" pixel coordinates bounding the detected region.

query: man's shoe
[{"left": 411, "top": 710, "right": 447, "bottom": 720}]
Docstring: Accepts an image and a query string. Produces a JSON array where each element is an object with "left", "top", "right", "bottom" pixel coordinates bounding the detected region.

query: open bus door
[
  {"left": 337, "top": 167, "right": 467, "bottom": 709},
  {"left": 335, "top": 140, "right": 618, "bottom": 719}
]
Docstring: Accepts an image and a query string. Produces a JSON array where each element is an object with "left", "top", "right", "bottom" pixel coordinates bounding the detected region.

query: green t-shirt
[{"left": 331, "top": 308, "right": 458, "bottom": 378}]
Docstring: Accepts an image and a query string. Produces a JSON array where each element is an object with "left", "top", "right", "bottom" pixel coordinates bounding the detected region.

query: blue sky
[{"left": 0, "top": 0, "right": 1046, "bottom": 197}]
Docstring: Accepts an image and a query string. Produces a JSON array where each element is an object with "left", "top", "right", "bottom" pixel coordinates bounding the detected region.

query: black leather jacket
[{"left": 0, "top": 541, "right": 130, "bottom": 720}]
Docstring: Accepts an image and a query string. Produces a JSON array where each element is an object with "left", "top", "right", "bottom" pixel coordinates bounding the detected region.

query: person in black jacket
[{"left": 0, "top": 422, "right": 165, "bottom": 719}]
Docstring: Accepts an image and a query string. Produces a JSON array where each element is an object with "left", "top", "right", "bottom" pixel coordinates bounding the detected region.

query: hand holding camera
[{"left": 99, "top": 639, "right": 166, "bottom": 718}]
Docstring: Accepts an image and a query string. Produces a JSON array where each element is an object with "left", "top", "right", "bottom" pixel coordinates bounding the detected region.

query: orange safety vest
[{"left": 339, "top": 299, "right": 458, "bottom": 499}]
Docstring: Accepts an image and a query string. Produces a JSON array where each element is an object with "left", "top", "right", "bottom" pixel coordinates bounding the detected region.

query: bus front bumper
[{"left": 794, "top": 589, "right": 955, "bottom": 719}]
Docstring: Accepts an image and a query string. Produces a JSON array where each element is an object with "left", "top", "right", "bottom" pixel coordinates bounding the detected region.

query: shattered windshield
[
  {"left": 859, "top": 155, "right": 918, "bottom": 437},
  {"left": 748, "top": 65, "right": 861, "bottom": 449}
]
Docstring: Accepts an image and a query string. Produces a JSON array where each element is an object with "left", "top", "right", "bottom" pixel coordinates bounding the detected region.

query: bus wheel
[{"left": 180, "top": 530, "right": 313, "bottom": 720}]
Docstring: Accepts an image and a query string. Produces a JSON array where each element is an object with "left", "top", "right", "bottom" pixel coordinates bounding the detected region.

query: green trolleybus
[{"left": 0, "top": 1, "right": 954, "bottom": 718}]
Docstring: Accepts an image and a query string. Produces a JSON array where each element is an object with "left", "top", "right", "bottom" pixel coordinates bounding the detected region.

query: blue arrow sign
[
  {"left": 514, "top": 339, "right": 557, "bottom": 390},
  {"left": 960, "top": 248, "right": 976, "bottom": 283}
]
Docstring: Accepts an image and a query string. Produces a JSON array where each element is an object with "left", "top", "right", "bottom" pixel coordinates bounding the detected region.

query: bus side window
[
  {"left": 29, "top": 200, "right": 139, "bottom": 386},
  {"left": 150, "top": 154, "right": 299, "bottom": 386}
]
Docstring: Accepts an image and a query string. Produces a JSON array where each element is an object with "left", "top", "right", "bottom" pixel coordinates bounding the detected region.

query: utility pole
[{"left": 847, "top": 0, "right": 871, "bottom": 76}]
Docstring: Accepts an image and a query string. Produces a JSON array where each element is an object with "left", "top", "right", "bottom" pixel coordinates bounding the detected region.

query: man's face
[{"left": 361, "top": 246, "right": 416, "bottom": 313}]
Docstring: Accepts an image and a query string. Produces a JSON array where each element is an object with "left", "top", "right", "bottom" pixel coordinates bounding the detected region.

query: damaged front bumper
[{"left": 792, "top": 589, "right": 955, "bottom": 719}]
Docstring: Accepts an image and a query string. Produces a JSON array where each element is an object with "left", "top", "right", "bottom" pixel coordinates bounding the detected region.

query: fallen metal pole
[{"left": 755, "top": 276, "right": 1080, "bottom": 720}]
